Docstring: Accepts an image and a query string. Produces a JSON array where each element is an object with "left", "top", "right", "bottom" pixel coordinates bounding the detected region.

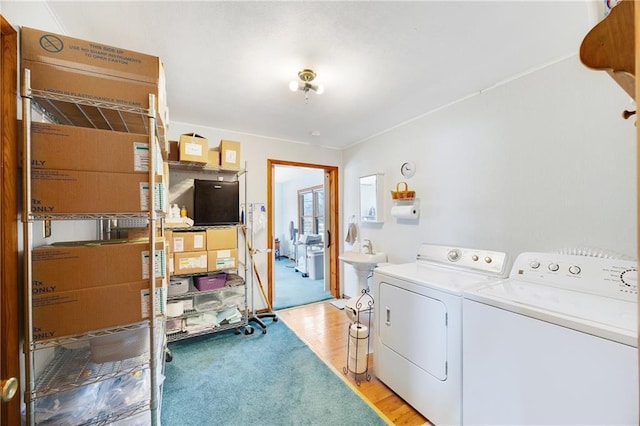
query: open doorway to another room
[{"left": 267, "top": 160, "right": 339, "bottom": 310}]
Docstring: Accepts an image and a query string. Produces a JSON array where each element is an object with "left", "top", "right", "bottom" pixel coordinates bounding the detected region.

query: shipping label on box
[
  {"left": 171, "top": 231, "right": 207, "bottom": 252},
  {"left": 172, "top": 252, "right": 208, "bottom": 275},
  {"left": 218, "top": 140, "right": 241, "bottom": 169},
  {"left": 205, "top": 227, "right": 237, "bottom": 250},
  {"left": 141, "top": 249, "right": 166, "bottom": 279},
  {"left": 140, "top": 286, "right": 165, "bottom": 318},
  {"left": 208, "top": 249, "right": 238, "bottom": 271},
  {"left": 139, "top": 182, "right": 165, "bottom": 212}
]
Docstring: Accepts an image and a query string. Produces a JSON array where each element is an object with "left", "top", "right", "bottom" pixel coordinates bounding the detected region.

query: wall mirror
[{"left": 360, "top": 173, "right": 384, "bottom": 223}]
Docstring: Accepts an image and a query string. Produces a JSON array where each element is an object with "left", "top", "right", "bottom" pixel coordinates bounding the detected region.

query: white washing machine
[
  {"left": 373, "top": 244, "right": 509, "bottom": 426},
  {"left": 463, "top": 252, "right": 638, "bottom": 425}
]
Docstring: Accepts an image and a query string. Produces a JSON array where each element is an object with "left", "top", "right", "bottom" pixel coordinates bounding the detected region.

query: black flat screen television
[{"left": 193, "top": 179, "right": 240, "bottom": 226}]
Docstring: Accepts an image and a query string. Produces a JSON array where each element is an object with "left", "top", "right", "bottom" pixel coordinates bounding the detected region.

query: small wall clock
[{"left": 401, "top": 161, "right": 416, "bottom": 178}]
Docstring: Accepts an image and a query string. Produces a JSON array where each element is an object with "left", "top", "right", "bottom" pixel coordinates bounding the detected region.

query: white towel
[{"left": 345, "top": 222, "right": 358, "bottom": 244}]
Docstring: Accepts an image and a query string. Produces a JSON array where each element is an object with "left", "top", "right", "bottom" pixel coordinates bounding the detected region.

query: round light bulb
[
  {"left": 315, "top": 84, "right": 325, "bottom": 95},
  {"left": 289, "top": 81, "right": 299, "bottom": 92}
]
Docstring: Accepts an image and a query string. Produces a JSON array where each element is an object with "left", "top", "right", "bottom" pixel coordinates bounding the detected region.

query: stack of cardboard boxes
[
  {"left": 167, "top": 227, "right": 238, "bottom": 276},
  {"left": 31, "top": 241, "right": 165, "bottom": 340},
  {"left": 29, "top": 122, "right": 165, "bottom": 213},
  {"left": 165, "top": 227, "right": 240, "bottom": 334},
  {"left": 168, "top": 133, "right": 241, "bottom": 169},
  {"left": 22, "top": 27, "right": 169, "bottom": 340}
]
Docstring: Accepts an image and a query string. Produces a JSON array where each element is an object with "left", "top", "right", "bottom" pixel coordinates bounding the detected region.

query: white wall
[
  {"left": 1, "top": 1, "right": 64, "bottom": 33},
  {"left": 341, "top": 56, "right": 637, "bottom": 296}
]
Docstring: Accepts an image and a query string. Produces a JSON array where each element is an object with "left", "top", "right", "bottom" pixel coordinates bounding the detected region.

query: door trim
[
  {"left": 266, "top": 159, "right": 339, "bottom": 306},
  {"left": 0, "top": 14, "right": 20, "bottom": 425}
]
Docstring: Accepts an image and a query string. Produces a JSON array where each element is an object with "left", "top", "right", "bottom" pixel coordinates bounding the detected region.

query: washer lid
[{"left": 465, "top": 279, "right": 637, "bottom": 347}]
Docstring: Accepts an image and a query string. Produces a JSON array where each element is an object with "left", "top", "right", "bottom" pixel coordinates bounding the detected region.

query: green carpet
[
  {"left": 273, "top": 259, "right": 333, "bottom": 310},
  {"left": 161, "top": 320, "right": 387, "bottom": 425}
]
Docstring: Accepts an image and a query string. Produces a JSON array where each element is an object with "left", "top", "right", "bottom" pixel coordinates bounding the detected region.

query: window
[{"left": 298, "top": 185, "right": 324, "bottom": 238}]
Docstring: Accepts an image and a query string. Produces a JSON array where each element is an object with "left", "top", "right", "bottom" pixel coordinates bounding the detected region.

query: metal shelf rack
[
  {"left": 21, "top": 68, "right": 165, "bottom": 425},
  {"left": 164, "top": 161, "right": 254, "bottom": 351}
]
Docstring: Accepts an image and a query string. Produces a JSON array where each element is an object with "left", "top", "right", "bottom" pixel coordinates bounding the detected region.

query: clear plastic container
[{"left": 194, "top": 293, "right": 223, "bottom": 312}]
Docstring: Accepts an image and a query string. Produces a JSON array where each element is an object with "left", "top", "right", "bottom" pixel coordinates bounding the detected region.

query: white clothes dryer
[
  {"left": 463, "top": 252, "right": 638, "bottom": 425},
  {"left": 373, "top": 244, "right": 509, "bottom": 426}
]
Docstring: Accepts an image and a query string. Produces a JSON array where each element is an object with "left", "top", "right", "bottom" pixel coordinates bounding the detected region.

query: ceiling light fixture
[{"left": 289, "top": 69, "right": 324, "bottom": 102}]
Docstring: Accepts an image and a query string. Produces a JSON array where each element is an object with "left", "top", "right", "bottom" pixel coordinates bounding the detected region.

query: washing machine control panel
[{"left": 512, "top": 252, "right": 637, "bottom": 301}]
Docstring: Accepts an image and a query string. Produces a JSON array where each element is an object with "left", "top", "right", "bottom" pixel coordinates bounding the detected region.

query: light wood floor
[{"left": 277, "top": 300, "right": 431, "bottom": 426}]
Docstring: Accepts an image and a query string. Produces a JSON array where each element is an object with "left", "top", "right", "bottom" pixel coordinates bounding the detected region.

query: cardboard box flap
[
  {"left": 21, "top": 27, "right": 162, "bottom": 84},
  {"left": 181, "top": 133, "right": 206, "bottom": 140}
]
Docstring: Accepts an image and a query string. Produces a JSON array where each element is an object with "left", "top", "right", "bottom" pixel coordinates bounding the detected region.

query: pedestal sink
[{"left": 339, "top": 251, "right": 387, "bottom": 321}]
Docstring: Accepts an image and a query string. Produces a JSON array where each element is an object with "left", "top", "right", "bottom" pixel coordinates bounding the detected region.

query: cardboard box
[
  {"left": 172, "top": 251, "right": 208, "bottom": 275},
  {"left": 168, "top": 141, "right": 179, "bottom": 162},
  {"left": 208, "top": 248, "right": 238, "bottom": 271},
  {"left": 32, "top": 240, "right": 166, "bottom": 293},
  {"left": 194, "top": 273, "right": 227, "bottom": 291},
  {"left": 126, "top": 227, "right": 163, "bottom": 241},
  {"left": 32, "top": 280, "right": 163, "bottom": 341},
  {"left": 218, "top": 140, "right": 241, "bottom": 169},
  {"left": 21, "top": 27, "right": 167, "bottom": 135},
  {"left": 171, "top": 231, "right": 207, "bottom": 252},
  {"left": 30, "top": 122, "right": 151, "bottom": 174},
  {"left": 179, "top": 133, "right": 208, "bottom": 163},
  {"left": 207, "top": 149, "right": 220, "bottom": 167},
  {"left": 206, "top": 227, "right": 237, "bottom": 250},
  {"left": 165, "top": 230, "right": 173, "bottom": 255},
  {"left": 31, "top": 169, "right": 164, "bottom": 214},
  {"left": 160, "top": 161, "right": 170, "bottom": 214}
]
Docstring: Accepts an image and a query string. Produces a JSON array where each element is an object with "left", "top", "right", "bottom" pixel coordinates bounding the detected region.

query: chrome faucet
[{"left": 362, "top": 239, "right": 373, "bottom": 254}]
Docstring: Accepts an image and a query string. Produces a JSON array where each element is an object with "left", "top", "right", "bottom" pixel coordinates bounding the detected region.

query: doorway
[{"left": 266, "top": 160, "right": 339, "bottom": 310}]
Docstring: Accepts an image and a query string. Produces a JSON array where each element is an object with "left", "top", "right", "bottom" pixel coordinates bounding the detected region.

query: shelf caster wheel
[
  {"left": 234, "top": 328, "right": 242, "bottom": 335},
  {"left": 165, "top": 349, "right": 173, "bottom": 363},
  {"left": 245, "top": 326, "right": 254, "bottom": 335}
]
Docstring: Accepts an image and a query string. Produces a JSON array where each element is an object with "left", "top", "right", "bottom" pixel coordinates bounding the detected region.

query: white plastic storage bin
[
  {"left": 307, "top": 250, "right": 324, "bottom": 280},
  {"left": 168, "top": 277, "right": 191, "bottom": 296}
]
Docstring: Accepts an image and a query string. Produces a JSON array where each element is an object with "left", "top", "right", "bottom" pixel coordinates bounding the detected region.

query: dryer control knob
[
  {"left": 484, "top": 256, "right": 492, "bottom": 264},
  {"left": 472, "top": 255, "right": 479, "bottom": 261},
  {"left": 448, "top": 249, "right": 461, "bottom": 262},
  {"left": 569, "top": 265, "right": 581, "bottom": 275},
  {"left": 530, "top": 261, "right": 541, "bottom": 269},
  {"left": 548, "top": 263, "right": 560, "bottom": 272}
]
